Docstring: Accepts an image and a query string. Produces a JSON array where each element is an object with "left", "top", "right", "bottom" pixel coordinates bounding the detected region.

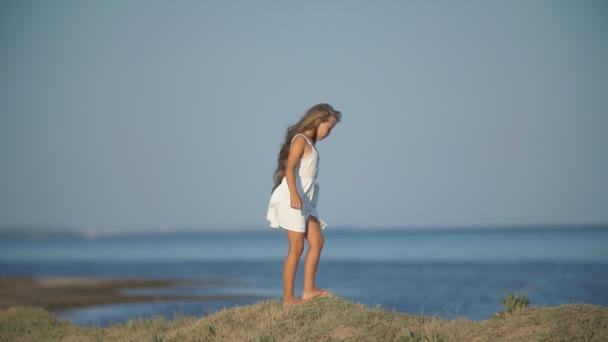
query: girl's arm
[{"left": 285, "top": 136, "right": 306, "bottom": 209}]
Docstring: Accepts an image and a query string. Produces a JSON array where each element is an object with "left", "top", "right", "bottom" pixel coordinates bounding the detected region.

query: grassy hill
[{"left": 1, "top": 297, "right": 606, "bottom": 341}]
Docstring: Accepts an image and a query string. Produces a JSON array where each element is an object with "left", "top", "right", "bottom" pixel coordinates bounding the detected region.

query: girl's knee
[{"left": 309, "top": 236, "right": 324, "bottom": 251}]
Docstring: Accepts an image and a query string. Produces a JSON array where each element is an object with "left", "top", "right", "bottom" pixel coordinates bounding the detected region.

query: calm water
[{"left": 1, "top": 227, "right": 607, "bottom": 326}]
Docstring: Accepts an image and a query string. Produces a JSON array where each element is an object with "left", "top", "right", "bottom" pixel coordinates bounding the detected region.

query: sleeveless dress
[{"left": 266, "top": 134, "right": 327, "bottom": 232}]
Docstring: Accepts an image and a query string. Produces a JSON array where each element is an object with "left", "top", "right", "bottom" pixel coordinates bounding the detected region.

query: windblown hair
[{"left": 271, "top": 103, "right": 342, "bottom": 192}]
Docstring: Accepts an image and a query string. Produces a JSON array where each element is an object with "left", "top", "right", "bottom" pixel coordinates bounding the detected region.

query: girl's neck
[{"left": 301, "top": 129, "right": 316, "bottom": 143}]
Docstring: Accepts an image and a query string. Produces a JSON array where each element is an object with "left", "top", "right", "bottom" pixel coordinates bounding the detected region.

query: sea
[{"left": 1, "top": 225, "right": 607, "bottom": 327}]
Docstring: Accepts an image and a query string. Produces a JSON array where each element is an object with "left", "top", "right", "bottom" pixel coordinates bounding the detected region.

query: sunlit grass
[{"left": 1, "top": 296, "right": 607, "bottom": 341}]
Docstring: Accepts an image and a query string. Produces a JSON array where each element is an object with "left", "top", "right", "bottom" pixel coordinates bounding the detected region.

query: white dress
[{"left": 266, "top": 134, "right": 327, "bottom": 232}]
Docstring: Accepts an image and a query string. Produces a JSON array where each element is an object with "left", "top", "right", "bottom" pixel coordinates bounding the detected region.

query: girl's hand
[{"left": 290, "top": 193, "right": 302, "bottom": 210}]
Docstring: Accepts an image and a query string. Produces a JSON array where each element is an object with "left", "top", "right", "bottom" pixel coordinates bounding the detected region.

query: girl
[{"left": 267, "top": 103, "right": 342, "bottom": 306}]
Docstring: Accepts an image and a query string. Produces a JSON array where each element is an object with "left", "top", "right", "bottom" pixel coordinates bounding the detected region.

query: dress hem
[{"left": 268, "top": 216, "right": 328, "bottom": 232}]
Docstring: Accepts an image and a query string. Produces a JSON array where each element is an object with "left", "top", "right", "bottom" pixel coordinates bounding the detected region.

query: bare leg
[
  {"left": 283, "top": 229, "right": 305, "bottom": 305},
  {"left": 302, "top": 216, "right": 333, "bottom": 300}
]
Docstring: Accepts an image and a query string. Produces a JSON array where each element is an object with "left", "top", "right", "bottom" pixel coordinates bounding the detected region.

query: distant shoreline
[
  {"left": 1, "top": 222, "right": 607, "bottom": 240},
  {"left": 0, "top": 276, "right": 263, "bottom": 312}
]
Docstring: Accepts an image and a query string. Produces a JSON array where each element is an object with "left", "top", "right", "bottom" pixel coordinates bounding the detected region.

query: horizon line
[{"left": 1, "top": 222, "right": 607, "bottom": 238}]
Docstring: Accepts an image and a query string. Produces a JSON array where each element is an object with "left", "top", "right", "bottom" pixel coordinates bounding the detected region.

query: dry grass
[{"left": 1, "top": 297, "right": 607, "bottom": 341}]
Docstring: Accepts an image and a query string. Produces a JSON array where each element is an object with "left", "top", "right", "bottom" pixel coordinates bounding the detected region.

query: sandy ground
[{"left": 0, "top": 276, "right": 261, "bottom": 312}]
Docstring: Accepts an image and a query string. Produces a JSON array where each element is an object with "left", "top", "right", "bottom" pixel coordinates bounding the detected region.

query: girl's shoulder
[
  {"left": 291, "top": 133, "right": 313, "bottom": 146},
  {"left": 289, "top": 134, "right": 315, "bottom": 157},
  {"left": 290, "top": 134, "right": 308, "bottom": 150}
]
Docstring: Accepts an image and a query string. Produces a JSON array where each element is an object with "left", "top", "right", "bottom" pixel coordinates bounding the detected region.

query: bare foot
[
  {"left": 302, "top": 288, "right": 334, "bottom": 301},
  {"left": 283, "top": 297, "right": 303, "bottom": 308}
]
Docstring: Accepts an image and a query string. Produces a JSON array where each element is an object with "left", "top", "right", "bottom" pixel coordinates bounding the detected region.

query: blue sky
[{"left": 1, "top": 0, "right": 607, "bottom": 232}]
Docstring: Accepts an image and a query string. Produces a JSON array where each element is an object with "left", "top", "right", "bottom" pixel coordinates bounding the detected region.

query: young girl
[{"left": 267, "top": 103, "right": 342, "bottom": 306}]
